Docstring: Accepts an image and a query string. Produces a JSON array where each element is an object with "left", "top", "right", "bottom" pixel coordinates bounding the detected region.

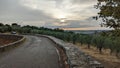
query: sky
[{"left": 0, "top": 0, "right": 110, "bottom": 30}]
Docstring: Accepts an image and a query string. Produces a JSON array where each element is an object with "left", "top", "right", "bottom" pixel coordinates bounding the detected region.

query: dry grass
[{"left": 76, "top": 43, "right": 120, "bottom": 68}]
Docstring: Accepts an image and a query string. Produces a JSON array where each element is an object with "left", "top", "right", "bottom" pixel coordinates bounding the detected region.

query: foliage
[{"left": 95, "top": 0, "right": 120, "bottom": 30}]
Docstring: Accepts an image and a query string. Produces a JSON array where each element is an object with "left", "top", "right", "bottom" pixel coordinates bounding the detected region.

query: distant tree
[
  {"left": 72, "top": 34, "right": 78, "bottom": 44},
  {"left": 11, "top": 23, "right": 21, "bottom": 32},
  {"left": 12, "top": 23, "right": 18, "bottom": 26},
  {"left": 0, "top": 23, "right": 4, "bottom": 26},
  {"left": 92, "top": 35, "right": 105, "bottom": 54},
  {"left": 5, "top": 24, "right": 12, "bottom": 32},
  {"left": 21, "top": 26, "right": 31, "bottom": 33},
  {"left": 78, "top": 35, "right": 84, "bottom": 45},
  {"left": 113, "top": 38, "right": 120, "bottom": 58},
  {"left": 104, "top": 37, "right": 115, "bottom": 54},
  {"left": 97, "top": 36, "right": 105, "bottom": 54},
  {"left": 54, "top": 28, "right": 64, "bottom": 32},
  {"left": 0, "top": 23, "right": 4, "bottom": 32},
  {"left": 84, "top": 35, "right": 92, "bottom": 49}
]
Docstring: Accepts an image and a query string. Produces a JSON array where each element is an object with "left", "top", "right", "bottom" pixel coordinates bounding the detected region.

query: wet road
[{"left": 0, "top": 35, "right": 60, "bottom": 68}]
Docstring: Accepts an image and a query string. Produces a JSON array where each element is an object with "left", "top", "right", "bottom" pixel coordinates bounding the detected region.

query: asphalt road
[{"left": 0, "top": 35, "right": 60, "bottom": 68}]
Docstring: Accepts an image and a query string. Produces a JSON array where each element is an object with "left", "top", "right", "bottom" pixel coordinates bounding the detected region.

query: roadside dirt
[
  {"left": 76, "top": 43, "right": 120, "bottom": 68},
  {"left": 56, "top": 46, "right": 70, "bottom": 68},
  {"left": 0, "top": 38, "right": 15, "bottom": 46}
]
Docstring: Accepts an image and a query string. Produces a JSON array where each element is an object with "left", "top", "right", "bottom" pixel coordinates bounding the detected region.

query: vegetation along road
[{"left": 0, "top": 35, "right": 60, "bottom": 68}]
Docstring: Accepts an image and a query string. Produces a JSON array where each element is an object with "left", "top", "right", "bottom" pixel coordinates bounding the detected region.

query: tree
[
  {"left": 5, "top": 24, "right": 12, "bottom": 32},
  {"left": 72, "top": 34, "right": 78, "bottom": 44},
  {"left": 95, "top": 0, "right": 120, "bottom": 30},
  {"left": 97, "top": 36, "right": 105, "bottom": 54},
  {"left": 12, "top": 23, "right": 18, "bottom": 26},
  {"left": 0, "top": 23, "right": 4, "bottom": 26},
  {"left": 21, "top": 27, "right": 31, "bottom": 33},
  {"left": 84, "top": 35, "right": 92, "bottom": 49},
  {"left": 113, "top": 37, "right": 120, "bottom": 58},
  {"left": 0, "top": 23, "right": 4, "bottom": 32},
  {"left": 11, "top": 23, "right": 21, "bottom": 32},
  {"left": 104, "top": 37, "right": 115, "bottom": 54},
  {"left": 92, "top": 35, "right": 105, "bottom": 54},
  {"left": 78, "top": 35, "right": 84, "bottom": 45}
]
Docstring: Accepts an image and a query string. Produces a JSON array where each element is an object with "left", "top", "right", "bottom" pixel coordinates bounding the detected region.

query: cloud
[
  {"left": 21, "top": 0, "right": 98, "bottom": 20},
  {"left": 0, "top": 0, "right": 103, "bottom": 30},
  {"left": 71, "top": 0, "right": 97, "bottom": 4},
  {"left": 0, "top": 0, "right": 53, "bottom": 21}
]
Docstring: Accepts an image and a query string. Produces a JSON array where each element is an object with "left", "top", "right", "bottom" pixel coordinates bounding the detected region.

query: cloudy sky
[{"left": 0, "top": 0, "right": 109, "bottom": 30}]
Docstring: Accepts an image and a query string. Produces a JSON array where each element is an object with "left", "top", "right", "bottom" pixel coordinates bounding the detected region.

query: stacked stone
[{"left": 45, "top": 35, "right": 104, "bottom": 68}]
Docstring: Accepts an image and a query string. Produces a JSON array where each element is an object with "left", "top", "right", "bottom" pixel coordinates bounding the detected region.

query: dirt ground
[
  {"left": 0, "top": 38, "right": 14, "bottom": 46},
  {"left": 76, "top": 43, "right": 120, "bottom": 68}
]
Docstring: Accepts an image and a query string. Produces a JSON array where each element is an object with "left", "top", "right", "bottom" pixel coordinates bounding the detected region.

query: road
[{"left": 0, "top": 35, "right": 60, "bottom": 68}]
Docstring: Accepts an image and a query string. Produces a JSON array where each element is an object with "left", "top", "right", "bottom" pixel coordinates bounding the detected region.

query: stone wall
[{"left": 35, "top": 34, "right": 104, "bottom": 68}]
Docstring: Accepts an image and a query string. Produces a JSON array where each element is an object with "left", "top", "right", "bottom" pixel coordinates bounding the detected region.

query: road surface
[{"left": 0, "top": 35, "right": 60, "bottom": 68}]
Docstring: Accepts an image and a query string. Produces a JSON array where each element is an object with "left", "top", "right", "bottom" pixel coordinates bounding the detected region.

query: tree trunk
[
  {"left": 88, "top": 44, "right": 90, "bottom": 49},
  {"left": 110, "top": 48, "right": 113, "bottom": 55},
  {"left": 99, "top": 47, "right": 102, "bottom": 54},
  {"left": 80, "top": 42, "right": 83, "bottom": 45},
  {"left": 116, "top": 50, "right": 120, "bottom": 58}
]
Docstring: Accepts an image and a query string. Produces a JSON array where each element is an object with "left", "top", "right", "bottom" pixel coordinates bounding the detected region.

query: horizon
[{"left": 0, "top": 22, "right": 112, "bottom": 31}]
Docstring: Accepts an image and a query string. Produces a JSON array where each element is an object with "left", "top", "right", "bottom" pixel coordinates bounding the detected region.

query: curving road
[{"left": 0, "top": 35, "right": 60, "bottom": 68}]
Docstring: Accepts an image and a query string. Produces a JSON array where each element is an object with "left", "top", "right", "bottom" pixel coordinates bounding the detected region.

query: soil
[
  {"left": 76, "top": 43, "right": 120, "bottom": 68},
  {"left": 0, "top": 38, "right": 15, "bottom": 46}
]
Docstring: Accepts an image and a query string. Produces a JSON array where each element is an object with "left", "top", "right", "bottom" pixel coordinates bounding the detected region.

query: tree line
[{"left": 0, "top": 23, "right": 120, "bottom": 58}]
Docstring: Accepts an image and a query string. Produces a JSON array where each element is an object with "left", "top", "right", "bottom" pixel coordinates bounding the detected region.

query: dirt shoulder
[{"left": 76, "top": 43, "right": 120, "bottom": 68}]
